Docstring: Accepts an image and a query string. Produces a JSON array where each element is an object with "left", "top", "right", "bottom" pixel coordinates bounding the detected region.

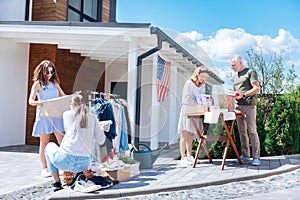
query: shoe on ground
[
  {"left": 41, "top": 168, "right": 51, "bottom": 178},
  {"left": 52, "top": 182, "right": 63, "bottom": 192},
  {"left": 180, "top": 156, "right": 199, "bottom": 166},
  {"left": 234, "top": 155, "right": 250, "bottom": 163},
  {"left": 73, "top": 180, "right": 101, "bottom": 193},
  {"left": 187, "top": 156, "right": 200, "bottom": 164},
  {"left": 252, "top": 158, "right": 261, "bottom": 166},
  {"left": 180, "top": 157, "right": 190, "bottom": 166}
]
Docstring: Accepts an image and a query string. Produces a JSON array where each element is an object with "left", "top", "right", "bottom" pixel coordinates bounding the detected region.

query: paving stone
[{"left": 1, "top": 145, "right": 300, "bottom": 199}]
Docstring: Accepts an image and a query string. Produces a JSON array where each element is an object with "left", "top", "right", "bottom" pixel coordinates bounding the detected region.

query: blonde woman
[
  {"left": 44, "top": 94, "right": 106, "bottom": 191},
  {"left": 28, "top": 60, "right": 66, "bottom": 177},
  {"left": 177, "top": 66, "right": 209, "bottom": 166}
]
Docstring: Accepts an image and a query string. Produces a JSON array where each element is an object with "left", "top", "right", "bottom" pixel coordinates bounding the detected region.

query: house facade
[{"left": 0, "top": 0, "right": 223, "bottom": 150}]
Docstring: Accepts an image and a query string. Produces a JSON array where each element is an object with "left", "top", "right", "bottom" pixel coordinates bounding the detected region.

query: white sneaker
[
  {"left": 187, "top": 156, "right": 200, "bottom": 164},
  {"left": 73, "top": 180, "right": 101, "bottom": 193},
  {"left": 41, "top": 168, "right": 51, "bottom": 178},
  {"left": 180, "top": 158, "right": 188, "bottom": 166},
  {"left": 180, "top": 157, "right": 192, "bottom": 166}
]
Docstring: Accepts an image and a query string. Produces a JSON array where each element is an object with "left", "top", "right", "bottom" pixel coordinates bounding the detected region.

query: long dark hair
[{"left": 32, "top": 60, "right": 60, "bottom": 85}]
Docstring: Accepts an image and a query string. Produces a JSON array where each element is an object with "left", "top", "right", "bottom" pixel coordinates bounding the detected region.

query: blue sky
[{"left": 117, "top": 0, "right": 300, "bottom": 90}]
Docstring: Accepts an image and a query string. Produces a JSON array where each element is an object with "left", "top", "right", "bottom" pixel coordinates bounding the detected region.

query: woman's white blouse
[{"left": 60, "top": 110, "right": 105, "bottom": 157}]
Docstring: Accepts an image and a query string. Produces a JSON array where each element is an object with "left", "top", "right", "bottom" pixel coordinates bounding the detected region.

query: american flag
[{"left": 156, "top": 55, "right": 170, "bottom": 102}]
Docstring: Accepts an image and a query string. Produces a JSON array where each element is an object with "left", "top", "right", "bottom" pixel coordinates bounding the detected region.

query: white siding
[{"left": 0, "top": 38, "right": 29, "bottom": 146}]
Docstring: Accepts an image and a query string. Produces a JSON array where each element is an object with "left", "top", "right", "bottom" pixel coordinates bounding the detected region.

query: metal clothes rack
[
  {"left": 87, "top": 90, "right": 138, "bottom": 153},
  {"left": 87, "top": 90, "right": 120, "bottom": 110}
]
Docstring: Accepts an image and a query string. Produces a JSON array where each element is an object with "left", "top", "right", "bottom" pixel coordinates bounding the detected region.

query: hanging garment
[
  {"left": 119, "top": 105, "right": 129, "bottom": 151},
  {"left": 94, "top": 98, "right": 117, "bottom": 141},
  {"left": 117, "top": 99, "right": 133, "bottom": 144},
  {"left": 111, "top": 101, "right": 129, "bottom": 152}
]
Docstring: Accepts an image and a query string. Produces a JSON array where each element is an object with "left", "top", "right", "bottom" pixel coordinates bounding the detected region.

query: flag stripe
[{"left": 156, "top": 55, "right": 170, "bottom": 102}]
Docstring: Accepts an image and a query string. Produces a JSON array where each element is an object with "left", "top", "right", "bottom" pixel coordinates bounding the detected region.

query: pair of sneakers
[{"left": 236, "top": 155, "right": 261, "bottom": 166}]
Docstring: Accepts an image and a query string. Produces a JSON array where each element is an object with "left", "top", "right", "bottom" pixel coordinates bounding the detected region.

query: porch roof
[{"left": 0, "top": 21, "right": 223, "bottom": 85}]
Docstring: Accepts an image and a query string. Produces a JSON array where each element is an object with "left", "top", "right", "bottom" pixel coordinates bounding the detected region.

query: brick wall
[
  {"left": 26, "top": 44, "right": 105, "bottom": 145},
  {"left": 26, "top": 44, "right": 57, "bottom": 145},
  {"left": 102, "top": 0, "right": 111, "bottom": 22},
  {"left": 32, "top": 0, "right": 67, "bottom": 21}
]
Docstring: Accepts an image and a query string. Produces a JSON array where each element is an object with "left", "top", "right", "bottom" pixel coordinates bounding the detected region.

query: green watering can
[{"left": 132, "top": 144, "right": 164, "bottom": 169}]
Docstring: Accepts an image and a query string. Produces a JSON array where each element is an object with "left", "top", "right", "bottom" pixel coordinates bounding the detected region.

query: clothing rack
[
  {"left": 87, "top": 90, "right": 135, "bottom": 156},
  {"left": 87, "top": 90, "right": 120, "bottom": 109}
]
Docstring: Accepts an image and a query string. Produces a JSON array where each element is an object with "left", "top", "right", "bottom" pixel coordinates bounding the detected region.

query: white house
[{"left": 0, "top": 0, "right": 224, "bottom": 150}]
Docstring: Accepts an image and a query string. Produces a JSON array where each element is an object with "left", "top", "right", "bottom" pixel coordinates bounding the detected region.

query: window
[
  {"left": 68, "top": 0, "right": 100, "bottom": 22},
  {"left": 205, "top": 84, "right": 212, "bottom": 95},
  {"left": 111, "top": 82, "right": 128, "bottom": 100}
]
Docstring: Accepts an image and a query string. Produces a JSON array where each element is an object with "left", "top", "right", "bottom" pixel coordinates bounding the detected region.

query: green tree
[{"left": 245, "top": 47, "right": 297, "bottom": 95}]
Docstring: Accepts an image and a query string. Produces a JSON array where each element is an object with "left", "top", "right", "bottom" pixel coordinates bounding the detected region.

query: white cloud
[
  {"left": 174, "top": 28, "right": 300, "bottom": 89},
  {"left": 255, "top": 29, "right": 300, "bottom": 55},
  {"left": 196, "top": 28, "right": 258, "bottom": 62},
  {"left": 175, "top": 28, "right": 300, "bottom": 64},
  {"left": 180, "top": 30, "right": 204, "bottom": 41}
]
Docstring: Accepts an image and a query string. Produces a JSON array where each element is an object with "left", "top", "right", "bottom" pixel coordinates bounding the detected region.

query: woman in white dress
[{"left": 178, "top": 66, "right": 209, "bottom": 165}]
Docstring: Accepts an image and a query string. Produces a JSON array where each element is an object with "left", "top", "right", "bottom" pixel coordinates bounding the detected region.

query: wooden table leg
[
  {"left": 190, "top": 117, "right": 212, "bottom": 168},
  {"left": 221, "top": 138, "right": 230, "bottom": 170},
  {"left": 193, "top": 138, "right": 203, "bottom": 168},
  {"left": 221, "top": 119, "right": 242, "bottom": 170}
]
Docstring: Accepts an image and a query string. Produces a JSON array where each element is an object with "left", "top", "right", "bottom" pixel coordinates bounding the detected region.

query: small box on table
[{"left": 218, "top": 94, "right": 236, "bottom": 110}]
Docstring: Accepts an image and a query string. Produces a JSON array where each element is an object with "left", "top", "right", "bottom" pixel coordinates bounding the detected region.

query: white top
[
  {"left": 178, "top": 80, "right": 205, "bottom": 134},
  {"left": 60, "top": 110, "right": 106, "bottom": 157},
  {"left": 181, "top": 80, "right": 205, "bottom": 105}
]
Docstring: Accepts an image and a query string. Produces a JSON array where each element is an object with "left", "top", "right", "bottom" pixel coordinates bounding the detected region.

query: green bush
[
  {"left": 265, "top": 94, "right": 300, "bottom": 155},
  {"left": 256, "top": 95, "right": 274, "bottom": 156}
]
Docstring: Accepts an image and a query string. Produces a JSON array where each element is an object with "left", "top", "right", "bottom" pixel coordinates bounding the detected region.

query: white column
[
  {"left": 168, "top": 65, "right": 179, "bottom": 144},
  {"left": 127, "top": 40, "right": 138, "bottom": 144},
  {"left": 150, "top": 54, "right": 159, "bottom": 150},
  {"left": 0, "top": 39, "right": 29, "bottom": 146}
]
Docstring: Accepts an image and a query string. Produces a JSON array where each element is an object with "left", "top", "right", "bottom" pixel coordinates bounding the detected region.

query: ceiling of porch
[{"left": 0, "top": 21, "right": 223, "bottom": 85}]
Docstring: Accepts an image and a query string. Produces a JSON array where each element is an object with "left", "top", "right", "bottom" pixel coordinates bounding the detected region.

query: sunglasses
[{"left": 45, "top": 71, "right": 54, "bottom": 75}]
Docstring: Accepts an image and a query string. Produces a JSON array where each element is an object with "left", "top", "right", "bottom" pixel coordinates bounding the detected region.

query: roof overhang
[{"left": 0, "top": 21, "right": 223, "bottom": 85}]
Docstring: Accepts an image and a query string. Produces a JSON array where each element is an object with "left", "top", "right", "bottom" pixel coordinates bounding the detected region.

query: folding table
[{"left": 187, "top": 111, "right": 243, "bottom": 170}]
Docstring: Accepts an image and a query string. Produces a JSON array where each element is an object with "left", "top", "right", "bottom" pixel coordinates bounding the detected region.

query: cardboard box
[
  {"left": 218, "top": 94, "right": 236, "bottom": 110},
  {"left": 184, "top": 105, "right": 208, "bottom": 115},
  {"left": 130, "top": 163, "right": 140, "bottom": 177},
  {"left": 106, "top": 167, "right": 130, "bottom": 181}
]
